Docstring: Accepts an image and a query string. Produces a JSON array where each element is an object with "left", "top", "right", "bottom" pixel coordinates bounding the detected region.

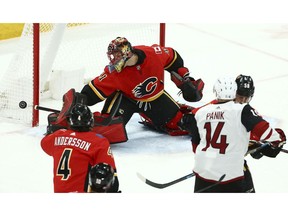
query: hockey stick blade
[
  {"left": 137, "top": 172, "right": 195, "bottom": 189},
  {"left": 195, "top": 174, "right": 226, "bottom": 193}
]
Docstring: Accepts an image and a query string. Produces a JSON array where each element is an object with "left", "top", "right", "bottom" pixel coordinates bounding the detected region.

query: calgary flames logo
[{"left": 132, "top": 77, "right": 158, "bottom": 98}]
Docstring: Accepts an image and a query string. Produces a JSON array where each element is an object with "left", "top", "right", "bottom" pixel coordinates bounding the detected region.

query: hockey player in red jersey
[
  {"left": 80, "top": 37, "right": 204, "bottom": 138},
  {"left": 41, "top": 103, "right": 120, "bottom": 193},
  {"left": 179, "top": 76, "right": 286, "bottom": 192}
]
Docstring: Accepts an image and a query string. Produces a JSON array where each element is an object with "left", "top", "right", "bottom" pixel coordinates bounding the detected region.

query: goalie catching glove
[{"left": 170, "top": 67, "right": 204, "bottom": 102}]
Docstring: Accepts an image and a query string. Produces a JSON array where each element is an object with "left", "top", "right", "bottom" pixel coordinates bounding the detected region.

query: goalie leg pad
[
  {"left": 93, "top": 112, "right": 128, "bottom": 144},
  {"left": 165, "top": 110, "right": 189, "bottom": 136},
  {"left": 140, "top": 111, "right": 189, "bottom": 136}
]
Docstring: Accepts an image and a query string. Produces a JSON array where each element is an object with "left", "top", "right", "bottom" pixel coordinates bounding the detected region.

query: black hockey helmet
[
  {"left": 89, "top": 163, "right": 115, "bottom": 192},
  {"left": 68, "top": 103, "right": 94, "bottom": 131},
  {"left": 235, "top": 74, "right": 255, "bottom": 97}
]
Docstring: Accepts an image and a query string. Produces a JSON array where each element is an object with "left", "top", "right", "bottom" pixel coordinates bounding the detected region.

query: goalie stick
[
  {"left": 136, "top": 172, "right": 195, "bottom": 189},
  {"left": 35, "top": 92, "right": 123, "bottom": 126}
]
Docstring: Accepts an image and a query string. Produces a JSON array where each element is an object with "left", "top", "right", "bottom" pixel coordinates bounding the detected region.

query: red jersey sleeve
[
  {"left": 90, "top": 137, "right": 116, "bottom": 169},
  {"left": 41, "top": 133, "right": 54, "bottom": 156},
  {"left": 150, "top": 44, "right": 176, "bottom": 68}
]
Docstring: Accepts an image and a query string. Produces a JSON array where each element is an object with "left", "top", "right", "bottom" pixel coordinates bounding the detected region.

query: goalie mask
[
  {"left": 213, "top": 76, "right": 237, "bottom": 100},
  {"left": 107, "top": 37, "right": 133, "bottom": 73}
]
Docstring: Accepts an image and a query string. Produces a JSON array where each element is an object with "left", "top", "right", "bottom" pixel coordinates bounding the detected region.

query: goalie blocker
[
  {"left": 46, "top": 88, "right": 127, "bottom": 144},
  {"left": 170, "top": 67, "right": 204, "bottom": 102}
]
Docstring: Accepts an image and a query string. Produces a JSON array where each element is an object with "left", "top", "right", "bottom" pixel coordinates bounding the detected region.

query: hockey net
[{"left": 0, "top": 23, "right": 165, "bottom": 126}]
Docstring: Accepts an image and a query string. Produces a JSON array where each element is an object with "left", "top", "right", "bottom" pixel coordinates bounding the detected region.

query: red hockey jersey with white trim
[{"left": 41, "top": 129, "right": 116, "bottom": 193}]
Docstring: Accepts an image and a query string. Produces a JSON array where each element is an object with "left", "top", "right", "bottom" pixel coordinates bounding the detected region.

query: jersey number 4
[
  {"left": 202, "top": 122, "right": 229, "bottom": 154},
  {"left": 56, "top": 148, "right": 72, "bottom": 180}
]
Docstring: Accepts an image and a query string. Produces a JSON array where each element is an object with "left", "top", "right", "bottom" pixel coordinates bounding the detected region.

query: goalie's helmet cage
[
  {"left": 235, "top": 74, "right": 255, "bottom": 97},
  {"left": 89, "top": 163, "right": 115, "bottom": 192},
  {"left": 107, "top": 37, "right": 133, "bottom": 73},
  {"left": 213, "top": 76, "right": 237, "bottom": 100},
  {"left": 68, "top": 103, "right": 94, "bottom": 131}
]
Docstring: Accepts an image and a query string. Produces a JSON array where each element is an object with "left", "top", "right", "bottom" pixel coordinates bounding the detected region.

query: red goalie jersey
[{"left": 89, "top": 45, "right": 175, "bottom": 102}]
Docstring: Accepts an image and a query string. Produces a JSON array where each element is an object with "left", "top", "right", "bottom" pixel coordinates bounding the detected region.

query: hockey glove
[
  {"left": 250, "top": 150, "right": 264, "bottom": 159},
  {"left": 170, "top": 67, "right": 204, "bottom": 102},
  {"left": 248, "top": 141, "right": 265, "bottom": 159},
  {"left": 180, "top": 78, "right": 204, "bottom": 102}
]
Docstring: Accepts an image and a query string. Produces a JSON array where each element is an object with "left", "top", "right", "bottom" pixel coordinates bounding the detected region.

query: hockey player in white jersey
[{"left": 179, "top": 75, "right": 286, "bottom": 192}]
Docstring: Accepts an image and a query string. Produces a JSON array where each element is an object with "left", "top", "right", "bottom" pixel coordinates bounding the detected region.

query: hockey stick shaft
[
  {"left": 245, "top": 142, "right": 270, "bottom": 156},
  {"left": 195, "top": 174, "right": 226, "bottom": 193},
  {"left": 137, "top": 172, "right": 195, "bottom": 189},
  {"left": 280, "top": 148, "right": 288, "bottom": 153},
  {"left": 34, "top": 105, "right": 60, "bottom": 113}
]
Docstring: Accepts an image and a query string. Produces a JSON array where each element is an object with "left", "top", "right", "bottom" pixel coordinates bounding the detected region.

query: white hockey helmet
[{"left": 213, "top": 76, "right": 237, "bottom": 100}]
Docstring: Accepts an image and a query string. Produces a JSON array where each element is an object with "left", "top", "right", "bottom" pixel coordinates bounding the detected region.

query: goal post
[
  {"left": 0, "top": 23, "right": 166, "bottom": 127},
  {"left": 33, "top": 23, "right": 39, "bottom": 127}
]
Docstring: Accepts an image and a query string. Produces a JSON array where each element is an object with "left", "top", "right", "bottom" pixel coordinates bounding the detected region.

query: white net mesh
[{"left": 0, "top": 23, "right": 34, "bottom": 125}]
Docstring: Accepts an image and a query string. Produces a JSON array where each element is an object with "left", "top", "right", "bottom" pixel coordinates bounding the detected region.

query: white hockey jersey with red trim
[{"left": 193, "top": 101, "right": 249, "bottom": 182}]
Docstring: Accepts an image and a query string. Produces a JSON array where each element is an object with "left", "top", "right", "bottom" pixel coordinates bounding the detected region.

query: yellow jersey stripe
[
  {"left": 107, "top": 91, "right": 121, "bottom": 113},
  {"left": 164, "top": 50, "right": 177, "bottom": 70},
  {"left": 88, "top": 81, "right": 106, "bottom": 101}
]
